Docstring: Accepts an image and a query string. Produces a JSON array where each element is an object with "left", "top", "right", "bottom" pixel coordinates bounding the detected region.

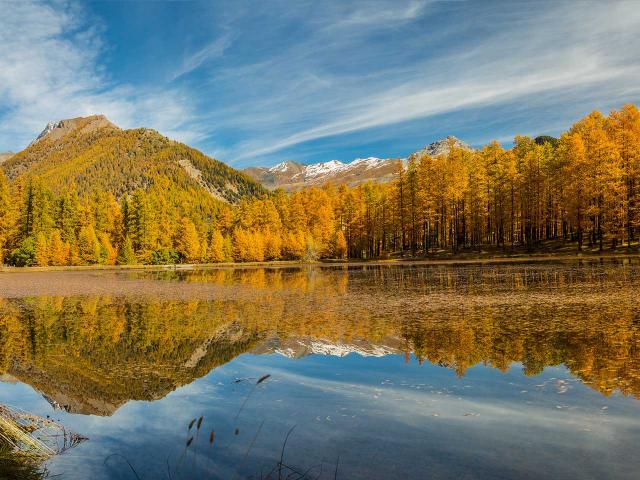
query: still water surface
[{"left": 1, "top": 260, "right": 639, "bottom": 479}]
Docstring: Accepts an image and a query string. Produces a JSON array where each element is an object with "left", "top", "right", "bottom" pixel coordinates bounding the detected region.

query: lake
[{"left": 1, "top": 260, "right": 640, "bottom": 479}]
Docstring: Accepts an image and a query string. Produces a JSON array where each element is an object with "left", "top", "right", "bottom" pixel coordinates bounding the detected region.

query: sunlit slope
[{"left": 1, "top": 115, "right": 265, "bottom": 203}]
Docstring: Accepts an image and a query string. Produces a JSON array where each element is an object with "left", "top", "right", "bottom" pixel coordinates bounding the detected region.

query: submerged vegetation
[
  {"left": 0, "top": 404, "right": 85, "bottom": 480},
  {"left": 1, "top": 104, "right": 639, "bottom": 266}
]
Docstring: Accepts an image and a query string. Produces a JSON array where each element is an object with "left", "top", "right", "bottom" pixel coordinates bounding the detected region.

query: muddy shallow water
[{"left": 1, "top": 259, "right": 639, "bottom": 479}]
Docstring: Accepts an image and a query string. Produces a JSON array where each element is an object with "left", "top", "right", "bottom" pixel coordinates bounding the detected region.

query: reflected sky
[{"left": 1, "top": 260, "right": 639, "bottom": 479}]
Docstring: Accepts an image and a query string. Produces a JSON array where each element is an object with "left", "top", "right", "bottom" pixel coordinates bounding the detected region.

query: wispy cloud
[
  {"left": 1, "top": 0, "right": 639, "bottom": 166},
  {"left": 218, "top": 1, "right": 640, "bottom": 164},
  {"left": 233, "top": 64, "right": 635, "bottom": 160},
  {"left": 171, "top": 33, "right": 233, "bottom": 81},
  {"left": 0, "top": 1, "right": 204, "bottom": 149},
  {"left": 326, "top": 0, "right": 429, "bottom": 30}
]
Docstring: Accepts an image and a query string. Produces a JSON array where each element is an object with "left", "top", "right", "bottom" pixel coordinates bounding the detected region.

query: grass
[
  {"left": 0, "top": 444, "right": 45, "bottom": 480},
  {"left": 0, "top": 404, "right": 87, "bottom": 480}
]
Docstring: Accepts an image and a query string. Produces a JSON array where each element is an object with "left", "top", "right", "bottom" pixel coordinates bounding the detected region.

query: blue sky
[{"left": 1, "top": 0, "right": 639, "bottom": 168}]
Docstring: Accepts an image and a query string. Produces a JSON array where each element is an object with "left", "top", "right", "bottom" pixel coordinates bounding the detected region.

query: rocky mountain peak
[
  {"left": 29, "top": 114, "right": 117, "bottom": 146},
  {"left": 31, "top": 120, "right": 64, "bottom": 145},
  {"left": 268, "top": 160, "right": 304, "bottom": 173},
  {"left": 416, "top": 135, "right": 472, "bottom": 158}
]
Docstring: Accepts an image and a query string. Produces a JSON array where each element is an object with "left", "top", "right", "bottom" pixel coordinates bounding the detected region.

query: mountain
[
  {"left": 1, "top": 115, "right": 265, "bottom": 203},
  {"left": 413, "top": 135, "right": 473, "bottom": 158},
  {"left": 244, "top": 157, "right": 400, "bottom": 191},
  {"left": 29, "top": 115, "right": 117, "bottom": 146},
  {"left": 243, "top": 136, "right": 472, "bottom": 191}
]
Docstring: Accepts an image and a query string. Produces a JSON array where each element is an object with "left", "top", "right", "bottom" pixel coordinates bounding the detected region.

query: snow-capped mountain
[
  {"left": 243, "top": 156, "right": 401, "bottom": 191},
  {"left": 243, "top": 136, "right": 471, "bottom": 191}
]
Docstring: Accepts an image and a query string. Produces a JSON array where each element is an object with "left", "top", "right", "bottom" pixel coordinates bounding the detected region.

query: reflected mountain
[
  {"left": 0, "top": 298, "right": 265, "bottom": 415},
  {"left": 1, "top": 261, "right": 640, "bottom": 416},
  {"left": 253, "top": 335, "right": 403, "bottom": 358}
]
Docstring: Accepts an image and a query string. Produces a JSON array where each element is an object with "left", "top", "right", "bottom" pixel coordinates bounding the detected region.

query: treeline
[
  {"left": 0, "top": 104, "right": 639, "bottom": 266},
  {"left": 0, "top": 176, "right": 342, "bottom": 266},
  {"left": 346, "top": 104, "right": 640, "bottom": 257}
]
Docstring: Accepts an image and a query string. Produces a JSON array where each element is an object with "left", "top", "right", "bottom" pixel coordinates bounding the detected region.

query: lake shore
[{"left": 1, "top": 247, "right": 640, "bottom": 273}]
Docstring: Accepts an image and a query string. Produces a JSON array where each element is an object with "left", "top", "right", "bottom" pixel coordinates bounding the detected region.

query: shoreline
[{"left": 1, "top": 250, "right": 640, "bottom": 273}]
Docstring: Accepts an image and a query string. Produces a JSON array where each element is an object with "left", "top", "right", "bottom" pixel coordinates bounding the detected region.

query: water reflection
[{"left": 1, "top": 260, "right": 639, "bottom": 419}]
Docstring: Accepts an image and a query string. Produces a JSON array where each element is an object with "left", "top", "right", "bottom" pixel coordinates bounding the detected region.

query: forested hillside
[
  {"left": 0, "top": 104, "right": 638, "bottom": 266},
  {"left": 2, "top": 115, "right": 264, "bottom": 202}
]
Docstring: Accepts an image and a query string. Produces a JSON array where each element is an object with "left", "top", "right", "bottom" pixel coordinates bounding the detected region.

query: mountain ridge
[
  {"left": 243, "top": 136, "right": 472, "bottom": 191},
  {"left": 29, "top": 114, "right": 118, "bottom": 146}
]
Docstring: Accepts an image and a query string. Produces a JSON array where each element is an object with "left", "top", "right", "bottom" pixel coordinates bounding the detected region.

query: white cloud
[
  {"left": 0, "top": 1, "right": 203, "bottom": 150},
  {"left": 212, "top": 0, "right": 640, "bottom": 164},
  {"left": 2, "top": 0, "right": 639, "bottom": 166},
  {"left": 325, "top": 0, "right": 429, "bottom": 30},
  {"left": 171, "top": 33, "right": 234, "bottom": 81}
]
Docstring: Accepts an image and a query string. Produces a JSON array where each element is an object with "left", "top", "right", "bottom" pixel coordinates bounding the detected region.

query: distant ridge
[
  {"left": 414, "top": 135, "right": 472, "bottom": 158},
  {"left": 243, "top": 136, "right": 472, "bottom": 191}
]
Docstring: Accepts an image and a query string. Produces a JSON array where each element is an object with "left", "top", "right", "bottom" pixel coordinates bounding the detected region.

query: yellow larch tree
[{"left": 176, "top": 217, "right": 200, "bottom": 263}]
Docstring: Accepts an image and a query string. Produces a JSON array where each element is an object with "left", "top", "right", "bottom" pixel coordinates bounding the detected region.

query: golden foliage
[{"left": 1, "top": 104, "right": 640, "bottom": 265}]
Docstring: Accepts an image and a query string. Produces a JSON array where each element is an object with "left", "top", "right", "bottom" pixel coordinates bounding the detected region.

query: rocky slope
[
  {"left": 0, "top": 152, "right": 13, "bottom": 164},
  {"left": 243, "top": 136, "right": 472, "bottom": 191},
  {"left": 1, "top": 115, "right": 265, "bottom": 203}
]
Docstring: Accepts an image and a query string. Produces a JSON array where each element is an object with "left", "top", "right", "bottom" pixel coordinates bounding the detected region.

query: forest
[{"left": 0, "top": 104, "right": 639, "bottom": 266}]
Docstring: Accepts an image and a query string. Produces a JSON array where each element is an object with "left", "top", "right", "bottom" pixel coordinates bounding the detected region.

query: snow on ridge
[
  {"left": 308, "top": 340, "right": 395, "bottom": 357},
  {"left": 274, "top": 347, "right": 297, "bottom": 357},
  {"left": 350, "top": 157, "right": 386, "bottom": 169},
  {"left": 268, "top": 161, "right": 291, "bottom": 173},
  {"left": 301, "top": 157, "right": 391, "bottom": 180},
  {"left": 304, "top": 160, "right": 348, "bottom": 178},
  {"left": 30, "top": 121, "right": 62, "bottom": 146}
]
